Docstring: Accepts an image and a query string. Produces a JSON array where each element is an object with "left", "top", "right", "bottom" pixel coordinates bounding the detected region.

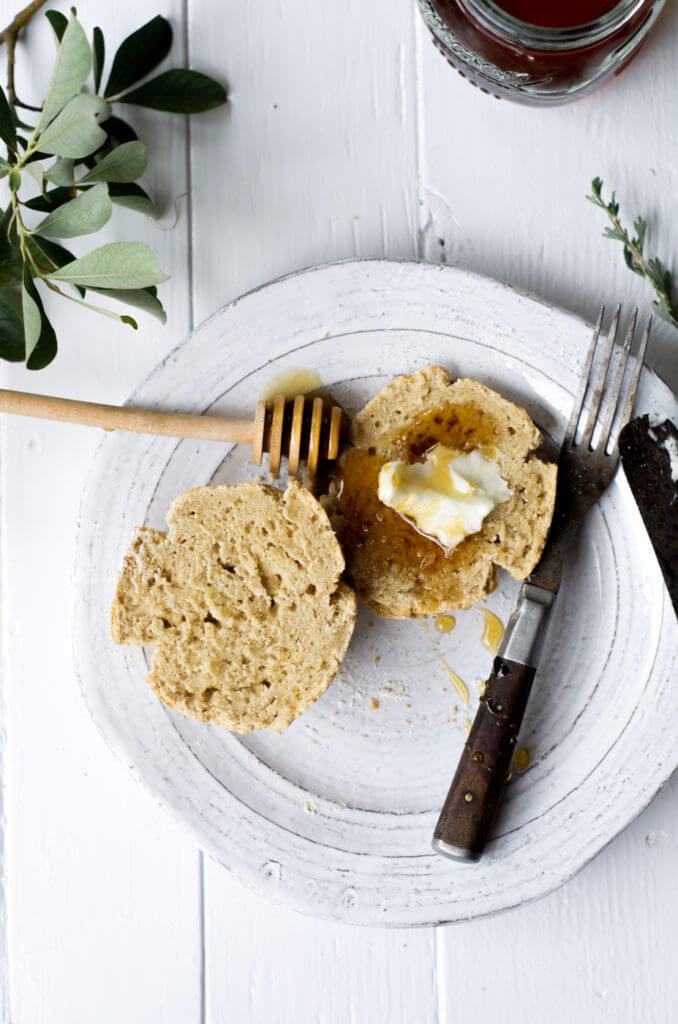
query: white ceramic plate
[{"left": 74, "top": 260, "right": 678, "bottom": 927}]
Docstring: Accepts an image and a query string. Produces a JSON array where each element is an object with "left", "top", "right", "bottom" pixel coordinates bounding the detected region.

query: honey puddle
[
  {"left": 478, "top": 609, "right": 505, "bottom": 655},
  {"left": 435, "top": 614, "right": 456, "bottom": 634},
  {"left": 514, "top": 747, "right": 530, "bottom": 773},
  {"left": 334, "top": 402, "right": 501, "bottom": 591},
  {"left": 260, "top": 368, "right": 322, "bottom": 401}
]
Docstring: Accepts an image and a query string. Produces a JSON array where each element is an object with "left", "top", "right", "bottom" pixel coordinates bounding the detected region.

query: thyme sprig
[{"left": 587, "top": 177, "right": 678, "bottom": 330}]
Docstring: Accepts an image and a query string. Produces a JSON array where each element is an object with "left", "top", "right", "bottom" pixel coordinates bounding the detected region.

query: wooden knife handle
[
  {"left": 432, "top": 582, "right": 555, "bottom": 862},
  {"left": 432, "top": 656, "right": 536, "bottom": 861}
]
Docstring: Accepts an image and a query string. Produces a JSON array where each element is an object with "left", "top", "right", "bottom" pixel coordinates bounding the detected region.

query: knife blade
[{"left": 619, "top": 414, "right": 678, "bottom": 617}]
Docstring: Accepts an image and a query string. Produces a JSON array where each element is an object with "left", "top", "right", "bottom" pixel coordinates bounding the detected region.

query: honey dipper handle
[
  {"left": 0, "top": 389, "right": 256, "bottom": 444},
  {"left": 432, "top": 583, "right": 554, "bottom": 861}
]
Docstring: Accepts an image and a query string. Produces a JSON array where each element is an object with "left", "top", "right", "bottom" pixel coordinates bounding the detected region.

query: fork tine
[
  {"left": 564, "top": 306, "right": 604, "bottom": 447},
  {"left": 617, "top": 314, "right": 651, "bottom": 433},
  {"left": 579, "top": 304, "right": 621, "bottom": 449},
  {"left": 599, "top": 308, "right": 637, "bottom": 451}
]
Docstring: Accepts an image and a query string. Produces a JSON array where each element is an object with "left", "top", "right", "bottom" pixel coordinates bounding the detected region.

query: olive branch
[{"left": 0, "top": 5, "right": 226, "bottom": 369}]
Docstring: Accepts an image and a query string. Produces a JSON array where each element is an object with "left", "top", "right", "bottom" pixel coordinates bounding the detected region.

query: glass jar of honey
[{"left": 417, "top": 0, "right": 665, "bottom": 104}]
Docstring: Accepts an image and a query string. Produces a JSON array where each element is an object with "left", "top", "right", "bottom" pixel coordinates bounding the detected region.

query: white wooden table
[{"left": 2, "top": 2, "right": 678, "bottom": 1021}]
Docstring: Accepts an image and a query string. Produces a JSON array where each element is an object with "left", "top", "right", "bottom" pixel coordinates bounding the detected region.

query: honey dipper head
[{"left": 252, "top": 394, "right": 346, "bottom": 478}]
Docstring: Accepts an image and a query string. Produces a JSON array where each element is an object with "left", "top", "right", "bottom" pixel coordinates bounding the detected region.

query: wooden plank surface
[
  {"left": 1, "top": 3, "right": 203, "bottom": 1022},
  {"left": 3, "top": 0, "right": 678, "bottom": 1020}
]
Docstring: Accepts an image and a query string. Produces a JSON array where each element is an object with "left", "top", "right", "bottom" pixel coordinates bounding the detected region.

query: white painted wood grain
[
  {"left": 2, "top": 2, "right": 203, "bottom": 1022},
  {"left": 186, "top": 0, "right": 420, "bottom": 312},
  {"left": 204, "top": 872, "right": 438, "bottom": 1024},
  {"left": 437, "top": 774, "right": 678, "bottom": 1024}
]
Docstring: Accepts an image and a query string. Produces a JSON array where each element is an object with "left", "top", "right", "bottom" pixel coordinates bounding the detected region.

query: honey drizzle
[
  {"left": 435, "top": 614, "right": 456, "bottom": 634},
  {"left": 435, "top": 654, "right": 470, "bottom": 706},
  {"left": 335, "top": 402, "right": 501, "bottom": 590},
  {"left": 478, "top": 609, "right": 505, "bottom": 655}
]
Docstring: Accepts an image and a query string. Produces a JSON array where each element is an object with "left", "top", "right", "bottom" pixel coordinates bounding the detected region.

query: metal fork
[{"left": 432, "top": 306, "right": 651, "bottom": 862}]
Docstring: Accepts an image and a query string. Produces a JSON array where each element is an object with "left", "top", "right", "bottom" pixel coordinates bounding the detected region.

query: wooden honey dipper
[{"left": 0, "top": 389, "right": 345, "bottom": 478}]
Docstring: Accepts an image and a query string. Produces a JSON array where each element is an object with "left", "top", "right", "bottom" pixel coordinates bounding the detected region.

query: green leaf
[
  {"left": 21, "top": 272, "right": 58, "bottom": 369},
  {"left": 119, "top": 69, "right": 227, "bottom": 114},
  {"left": 93, "top": 27, "right": 105, "bottom": 93},
  {"left": 21, "top": 270, "right": 43, "bottom": 360},
  {"left": 49, "top": 281, "right": 138, "bottom": 328},
  {"left": 0, "top": 84, "right": 17, "bottom": 152},
  {"left": 25, "top": 161, "right": 45, "bottom": 194},
  {"left": 0, "top": 297, "right": 24, "bottom": 362},
  {"left": 8, "top": 170, "right": 21, "bottom": 192},
  {"left": 0, "top": 205, "right": 16, "bottom": 258},
  {"left": 26, "top": 235, "right": 82, "bottom": 293},
  {"left": 0, "top": 203, "right": 22, "bottom": 284},
  {"left": 26, "top": 234, "right": 75, "bottom": 269},
  {"left": 45, "top": 157, "right": 74, "bottom": 186},
  {"left": 108, "top": 182, "right": 158, "bottom": 218},
  {"left": 100, "top": 115, "right": 137, "bottom": 146},
  {"left": 633, "top": 216, "right": 647, "bottom": 252},
  {"left": 104, "top": 15, "right": 172, "bottom": 98},
  {"left": 0, "top": 255, "right": 23, "bottom": 287},
  {"left": 77, "top": 141, "right": 147, "bottom": 184},
  {"left": 652, "top": 298, "right": 678, "bottom": 329},
  {"left": 24, "top": 186, "right": 74, "bottom": 213},
  {"left": 45, "top": 10, "right": 68, "bottom": 42},
  {"left": 35, "top": 15, "right": 92, "bottom": 136},
  {"left": 36, "top": 94, "right": 110, "bottom": 159},
  {"left": 89, "top": 285, "right": 167, "bottom": 323},
  {"left": 49, "top": 241, "right": 169, "bottom": 289},
  {"left": 34, "top": 182, "right": 112, "bottom": 239},
  {"left": 0, "top": 157, "right": 10, "bottom": 177}
]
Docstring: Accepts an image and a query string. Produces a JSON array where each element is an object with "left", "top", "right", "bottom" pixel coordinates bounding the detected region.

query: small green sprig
[
  {"left": 0, "top": 5, "right": 227, "bottom": 369},
  {"left": 587, "top": 177, "right": 678, "bottom": 331}
]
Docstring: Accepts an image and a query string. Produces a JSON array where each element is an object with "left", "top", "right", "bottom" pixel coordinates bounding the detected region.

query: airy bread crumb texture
[
  {"left": 112, "top": 481, "right": 356, "bottom": 733},
  {"left": 328, "top": 367, "right": 557, "bottom": 617}
]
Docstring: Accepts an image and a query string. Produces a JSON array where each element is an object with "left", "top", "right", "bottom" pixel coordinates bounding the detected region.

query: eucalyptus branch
[
  {"left": 587, "top": 177, "right": 678, "bottom": 330},
  {"left": 0, "top": 0, "right": 48, "bottom": 44},
  {"left": 0, "top": 0, "right": 48, "bottom": 106},
  {"left": 0, "top": 8, "right": 227, "bottom": 369}
]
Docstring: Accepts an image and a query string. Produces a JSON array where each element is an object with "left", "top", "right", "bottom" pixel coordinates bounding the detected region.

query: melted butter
[
  {"left": 378, "top": 446, "right": 510, "bottom": 550},
  {"left": 260, "top": 368, "right": 322, "bottom": 401},
  {"left": 435, "top": 614, "right": 456, "bottom": 634},
  {"left": 478, "top": 609, "right": 505, "bottom": 655},
  {"left": 334, "top": 402, "right": 502, "bottom": 590}
]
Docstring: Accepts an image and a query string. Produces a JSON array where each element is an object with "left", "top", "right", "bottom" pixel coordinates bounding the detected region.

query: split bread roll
[
  {"left": 112, "top": 481, "right": 356, "bottom": 733},
  {"left": 326, "top": 367, "right": 557, "bottom": 617}
]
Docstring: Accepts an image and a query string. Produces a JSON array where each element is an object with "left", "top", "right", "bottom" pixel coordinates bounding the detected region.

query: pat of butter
[{"left": 377, "top": 445, "right": 512, "bottom": 550}]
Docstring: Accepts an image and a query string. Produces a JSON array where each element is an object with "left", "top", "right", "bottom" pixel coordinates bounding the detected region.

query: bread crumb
[{"left": 370, "top": 698, "right": 379, "bottom": 710}]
